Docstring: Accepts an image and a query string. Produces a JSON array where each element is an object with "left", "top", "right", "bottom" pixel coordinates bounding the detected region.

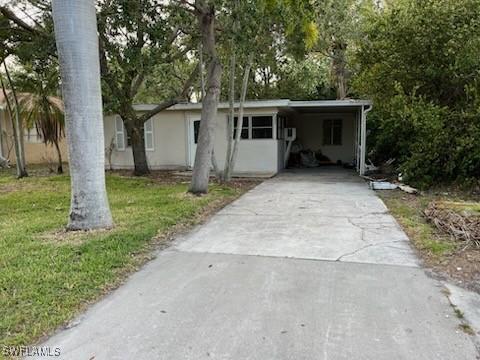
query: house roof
[
  {"left": 0, "top": 98, "right": 372, "bottom": 112},
  {"left": 133, "top": 99, "right": 372, "bottom": 112}
]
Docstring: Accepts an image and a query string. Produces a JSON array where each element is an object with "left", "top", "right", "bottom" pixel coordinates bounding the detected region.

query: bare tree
[
  {"left": 0, "top": 63, "right": 27, "bottom": 178},
  {"left": 52, "top": 0, "right": 113, "bottom": 230},
  {"left": 224, "top": 55, "right": 253, "bottom": 181}
]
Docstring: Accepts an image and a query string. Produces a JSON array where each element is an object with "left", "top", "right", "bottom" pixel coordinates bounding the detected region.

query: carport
[{"left": 278, "top": 100, "right": 372, "bottom": 175}]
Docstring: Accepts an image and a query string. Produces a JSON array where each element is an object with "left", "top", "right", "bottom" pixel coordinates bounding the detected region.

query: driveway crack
[{"left": 336, "top": 241, "right": 408, "bottom": 261}]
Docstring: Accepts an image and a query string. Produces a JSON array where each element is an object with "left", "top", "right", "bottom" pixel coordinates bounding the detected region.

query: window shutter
[
  {"left": 115, "top": 115, "right": 125, "bottom": 150},
  {"left": 144, "top": 119, "right": 154, "bottom": 151}
]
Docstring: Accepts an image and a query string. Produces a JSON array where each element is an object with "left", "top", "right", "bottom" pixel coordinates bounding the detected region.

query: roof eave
[{"left": 132, "top": 98, "right": 372, "bottom": 112}]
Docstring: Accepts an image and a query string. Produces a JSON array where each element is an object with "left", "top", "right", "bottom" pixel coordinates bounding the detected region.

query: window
[
  {"left": 115, "top": 115, "right": 125, "bottom": 150},
  {"left": 193, "top": 120, "right": 200, "bottom": 144},
  {"left": 144, "top": 119, "right": 154, "bottom": 151},
  {"left": 323, "top": 119, "right": 342, "bottom": 145},
  {"left": 231, "top": 115, "right": 274, "bottom": 140},
  {"left": 233, "top": 116, "right": 249, "bottom": 139},
  {"left": 115, "top": 115, "right": 154, "bottom": 151},
  {"left": 25, "top": 127, "right": 43, "bottom": 143},
  {"left": 251, "top": 116, "right": 273, "bottom": 139}
]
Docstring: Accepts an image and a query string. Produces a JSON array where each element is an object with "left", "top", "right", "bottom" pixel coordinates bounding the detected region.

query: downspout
[{"left": 360, "top": 104, "right": 372, "bottom": 175}]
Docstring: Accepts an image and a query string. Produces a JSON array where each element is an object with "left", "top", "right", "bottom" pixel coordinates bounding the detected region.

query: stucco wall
[
  {"left": 288, "top": 112, "right": 357, "bottom": 164},
  {"left": 0, "top": 109, "right": 68, "bottom": 165},
  {"left": 209, "top": 108, "right": 279, "bottom": 175},
  {"left": 105, "top": 107, "right": 280, "bottom": 176},
  {"left": 104, "top": 111, "right": 187, "bottom": 170}
]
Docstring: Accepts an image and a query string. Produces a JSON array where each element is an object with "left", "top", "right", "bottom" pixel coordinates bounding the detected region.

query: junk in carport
[{"left": 287, "top": 142, "right": 335, "bottom": 168}]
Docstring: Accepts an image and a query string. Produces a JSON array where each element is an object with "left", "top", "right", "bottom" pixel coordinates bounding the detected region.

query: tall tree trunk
[
  {"left": 199, "top": 43, "right": 206, "bottom": 100},
  {"left": 127, "top": 122, "right": 149, "bottom": 176},
  {"left": 223, "top": 52, "right": 236, "bottom": 182},
  {"left": 52, "top": 0, "right": 113, "bottom": 230},
  {"left": 189, "top": 3, "right": 222, "bottom": 194},
  {"left": 0, "top": 69, "right": 27, "bottom": 178},
  {"left": 332, "top": 41, "right": 348, "bottom": 100},
  {"left": 53, "top": 139, "right": 63, "bottom": 174},
  {"left": 226, "top": 56, "right": 253, "bottom": 181}
]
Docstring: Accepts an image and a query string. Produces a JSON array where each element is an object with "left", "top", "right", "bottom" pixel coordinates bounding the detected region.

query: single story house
[
  {"left": 104, "top": 99, "right": 372, "bottom": 176},
  {"left": 0, "top": 106, "right": 69, "bottom": 166}
]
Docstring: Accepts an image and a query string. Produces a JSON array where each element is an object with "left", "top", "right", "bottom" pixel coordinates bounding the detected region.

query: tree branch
[
  {"left": 0, "top": 6, "right": 40, "bottom": 34},
  {"left": 138, "top": 62, "right": 199, "bottom": 123},
  {"left": 178, "top": 0, "right": 199, "bottom": 13}
]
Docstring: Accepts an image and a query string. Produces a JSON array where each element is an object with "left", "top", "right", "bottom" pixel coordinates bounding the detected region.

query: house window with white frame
[
  {"left": 232, "top": 115, "right": 274, "bottom": 140},
  {"left": 323, "top": 119, "right": 342, "bottom": 146},
  {"left": 115, "top": 115, "right": 154, "bottom": 151}
]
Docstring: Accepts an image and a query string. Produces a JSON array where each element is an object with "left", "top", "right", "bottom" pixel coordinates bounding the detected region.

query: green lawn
[{"left": 0, "top": 169, "right": 246, "bottom": 351}]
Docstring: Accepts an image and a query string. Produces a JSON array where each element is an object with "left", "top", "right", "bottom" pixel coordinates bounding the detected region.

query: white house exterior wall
[
  {"left": 104, "top": 107, "right": 280, "bottom": 176},
  {"left": 104, "top": 111, "right": 187, "bottom": 170}
]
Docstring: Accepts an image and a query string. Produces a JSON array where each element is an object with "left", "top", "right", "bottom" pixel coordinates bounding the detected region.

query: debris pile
[{"left": 424, "top": 201, "right": 480, "bottom": 249}]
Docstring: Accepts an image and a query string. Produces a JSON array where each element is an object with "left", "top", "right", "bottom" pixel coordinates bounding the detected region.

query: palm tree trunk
[
  {"left": 189, "top": 2, "right": 222, "bottom": 194},
  {"left": 52, "top": 0, "right": 113, "bottom": 230}
]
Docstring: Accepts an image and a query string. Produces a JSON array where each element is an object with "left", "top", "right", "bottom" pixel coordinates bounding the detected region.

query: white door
[{"left": 188, "top": 118, "right": 201, "bottom": 168}]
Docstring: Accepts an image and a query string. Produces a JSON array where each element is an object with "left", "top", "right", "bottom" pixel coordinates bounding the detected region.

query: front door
[{"left": 188, "top": 118, "right": 201, "bottom": 168}]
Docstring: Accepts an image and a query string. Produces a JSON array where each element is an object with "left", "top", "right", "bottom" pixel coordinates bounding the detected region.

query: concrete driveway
[{"left": 36, "top": 168, "right": 479, "bottom": 360}]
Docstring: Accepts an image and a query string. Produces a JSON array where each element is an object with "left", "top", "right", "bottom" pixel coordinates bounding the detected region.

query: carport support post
[{"left": 359, "top": 105, "right": 372, "bottom": 176}]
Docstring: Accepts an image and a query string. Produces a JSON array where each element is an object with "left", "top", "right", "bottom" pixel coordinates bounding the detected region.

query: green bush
[
  {"left": 353, "top": 0, "right": 480, "bottom": 188},
  {"left": 367, "top": 87, "right": 480, "bottom": 188}
]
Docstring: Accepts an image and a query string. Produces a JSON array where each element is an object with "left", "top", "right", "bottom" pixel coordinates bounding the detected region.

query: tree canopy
[{"left": 352, "top": 0, "right": 480, "bottom": 187}]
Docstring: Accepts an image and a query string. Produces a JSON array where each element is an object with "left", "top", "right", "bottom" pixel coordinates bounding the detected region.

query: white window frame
[
  {"left": 115, "top": 115, "right": 125, "bottom": 151},
  {"left": 115, "top": 116, "right": 155, "bottom": 151},
  {"left": 144, "top": 118, "right": 154, "bottom": 151},
  {"left": 323, "top": 118, "right": 343, "bottom": 146},
  {"left": 230, "top": 113, "right": 277, "bottom": 140}
]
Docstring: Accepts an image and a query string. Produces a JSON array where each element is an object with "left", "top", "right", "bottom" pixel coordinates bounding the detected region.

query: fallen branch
[{"left": 424, "top": 201, "right": 480, "bottom": 249}]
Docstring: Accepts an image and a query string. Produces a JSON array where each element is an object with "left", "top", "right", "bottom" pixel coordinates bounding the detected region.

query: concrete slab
[
  {"left": 36, "top": 252, "right": 478, "bottom": 360},
  {"left": 175, "top": 169, "right": 419, "bottom": 267},
  {"left": 446, "top": 283, "right": 480, "bottom": 337}
]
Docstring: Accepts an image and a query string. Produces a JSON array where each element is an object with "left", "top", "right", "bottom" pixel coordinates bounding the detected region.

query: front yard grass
[
  {"left": 378, "top": 189, "right": 480, "bottom": 292},
  {"left": 0, "top": 168, "right": 255, "bottom": 352}
]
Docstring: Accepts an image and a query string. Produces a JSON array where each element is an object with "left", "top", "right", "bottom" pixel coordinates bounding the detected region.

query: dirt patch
[
  {"left": 39, "top": 228, "right": 114, "bottom": 246},
  {"left": 436, "top": 250, "right": 480, "bottom": 293},
  {"left": 110, "top": 169, "right": 263, "bottom": 188}
]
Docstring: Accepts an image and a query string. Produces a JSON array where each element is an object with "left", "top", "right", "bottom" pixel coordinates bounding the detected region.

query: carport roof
[{"left": 132, "top": 99, "right": 372, "bottom": 112}]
